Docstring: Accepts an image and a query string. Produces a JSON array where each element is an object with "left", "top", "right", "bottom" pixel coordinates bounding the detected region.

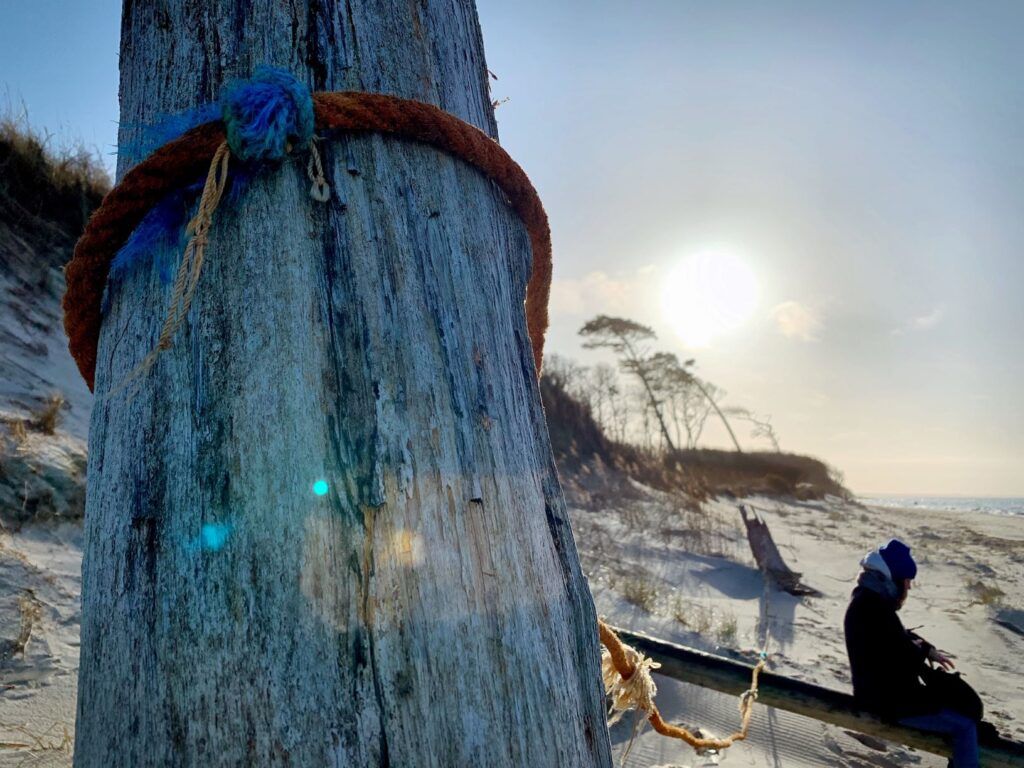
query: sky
[{"left": 1, "top": 1, "right": 1021, "bottom": 496}]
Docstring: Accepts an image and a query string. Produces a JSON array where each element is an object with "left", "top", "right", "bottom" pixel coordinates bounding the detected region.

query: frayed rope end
[{"left": 220, "top": 65, "right": 315, "bottom": 162}]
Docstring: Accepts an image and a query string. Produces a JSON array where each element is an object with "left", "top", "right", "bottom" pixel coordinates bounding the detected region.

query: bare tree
[
  {"left": 725, "top": 407, "right": 781, "bottom": 452},
  {"left": 647, "top": 351, "right": 743, "bottom": 453},
  {"left": 544, "top": 353, "right": 592, "bottom": 406},
  {"left": 580, "top": 315, "right": 677, "bottom": 453},
  {"left": 591, "top": 363, "right": 619, "bottom": 439},
  {"left": 684, "top": 377, "right": 720, "bottom": 447},
  {"left": 669, "top": 375, "right": 716, "bottom": 449}
]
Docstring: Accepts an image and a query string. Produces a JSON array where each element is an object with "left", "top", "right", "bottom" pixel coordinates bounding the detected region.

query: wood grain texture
[{"left": 73, "top": 2, "right": 612, "bottom": 766}]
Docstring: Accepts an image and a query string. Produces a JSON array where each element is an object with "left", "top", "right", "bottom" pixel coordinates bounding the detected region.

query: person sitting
[{"left": 844, "top": 538, "right": 978, "bottom": 768}]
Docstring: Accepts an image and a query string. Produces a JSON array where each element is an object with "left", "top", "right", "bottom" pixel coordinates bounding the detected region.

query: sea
[{"left": 859, "top": 495, "right": 1024, "bottom": 519}]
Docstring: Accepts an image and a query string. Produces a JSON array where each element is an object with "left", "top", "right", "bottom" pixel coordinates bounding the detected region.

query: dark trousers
[{"left": 900, "top": 709, "right": 979, "bottom": 768}]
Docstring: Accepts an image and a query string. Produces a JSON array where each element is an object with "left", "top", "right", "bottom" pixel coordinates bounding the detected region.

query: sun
[{"left": 661, "top": 248, "right": 760, "bottom": 347}]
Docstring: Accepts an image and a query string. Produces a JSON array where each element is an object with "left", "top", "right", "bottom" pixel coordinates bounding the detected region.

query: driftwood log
[{"left": 739, "top": 504, "right": 820, "bottom": 596}]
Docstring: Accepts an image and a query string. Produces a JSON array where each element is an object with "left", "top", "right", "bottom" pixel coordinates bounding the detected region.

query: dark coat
[{"left": 844, "top": 584, "right": 936, "bottom": 720}]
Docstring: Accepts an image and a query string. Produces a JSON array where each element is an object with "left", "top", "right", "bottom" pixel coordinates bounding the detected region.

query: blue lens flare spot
[
  {"left": 200, "top": 522, "right": 231, "bottom": 552},
  {"left": 313, "top": 479, "right": 329, "bottom": 496}
]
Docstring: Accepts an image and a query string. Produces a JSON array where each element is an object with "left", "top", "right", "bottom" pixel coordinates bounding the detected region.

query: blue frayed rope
[
  {"left": 118, "top": 102, "right": 222, "bottom": 164},
  {"left": 107, "top": 66, "right": 317, "bottom": 300},
  {"left": 221, "top": 65, "right": 315, "bottom": 162}
]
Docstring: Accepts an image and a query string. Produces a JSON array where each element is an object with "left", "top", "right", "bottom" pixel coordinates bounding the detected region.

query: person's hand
[{"left": 927, "top": 646, "right": 956, "bottom": 671}]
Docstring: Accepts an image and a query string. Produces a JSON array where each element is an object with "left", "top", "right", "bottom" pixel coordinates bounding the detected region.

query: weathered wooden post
[{"left": 74, "top": 2, "right": 612, "bottom": 765}]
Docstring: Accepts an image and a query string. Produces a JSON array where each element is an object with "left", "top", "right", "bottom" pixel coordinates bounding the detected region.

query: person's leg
[{"left": 900, "top": 709, "right": 979, "bottom": 768}]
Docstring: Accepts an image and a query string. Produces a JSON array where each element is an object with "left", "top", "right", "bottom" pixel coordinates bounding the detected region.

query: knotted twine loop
[
  {"left": 598, "top": 619, "right": 766, "bottom": 758},
  {"left": 601, "top": 630, "right": 662, "bottom": 766},
  {"left": 307, "top": 137, "right": 331, "bottom": 202},
  {"left": 108, "top": 141, "right": 231, "bottom": 394},
  {"left": 219, "top": 66, "right": 328, "bottom": 200},
  {"left": 220, "top": 66, "right": 329, "bottom": 201},
  {"left": 602, "top": 636, "right": 660, "bottom": 726},
  {"left": 103, "top": 68, "right": 333, "bottom": 392}
]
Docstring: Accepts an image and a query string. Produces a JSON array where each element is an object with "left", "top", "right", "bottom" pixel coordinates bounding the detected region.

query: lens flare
[
  {"left": 200, "top": 522, "right": 230, "bottom": 551},
  {"left": 313, "top": 479, "right": 329, "bottom": 496}
]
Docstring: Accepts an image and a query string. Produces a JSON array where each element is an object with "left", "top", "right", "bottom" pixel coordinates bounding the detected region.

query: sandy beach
[
  {"left": 2, "top": 485, "right": 1020, "bottom": 767},
  {"left": 573, "top": 488, "right": 1024, "bottom": 767}
]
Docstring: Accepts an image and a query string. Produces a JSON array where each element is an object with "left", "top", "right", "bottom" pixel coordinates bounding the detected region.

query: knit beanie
[{"left": 879, "top": 538, "right": 917, "bottom": 582}]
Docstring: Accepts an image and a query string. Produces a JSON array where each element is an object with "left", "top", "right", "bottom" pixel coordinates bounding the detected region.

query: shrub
[
  {"left": 621, "top": 576, "right": 658, "bottom": 612},
  {"left": 966, "top": 579, "right": 1005, "bottom": 606},
  {"left": 31, "top": 393, "right": 66, "bottom": 435}
]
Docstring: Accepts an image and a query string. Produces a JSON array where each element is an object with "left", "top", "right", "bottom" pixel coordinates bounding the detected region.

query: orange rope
[
  {"left": 598, "top": 619, "right": 765, "bottom": 752},
  {"left": 63, "top": 92, "right": 551, "bottom": 391}
]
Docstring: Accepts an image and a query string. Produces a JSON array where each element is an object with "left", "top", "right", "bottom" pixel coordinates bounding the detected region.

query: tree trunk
[
  {"left": 75, "top": 2, "right": 612, "bottom": 766},
  {"left": 692, "top": 378, "right": 742, "bottom": 453},
  {"left": 622, "top": 342, "right": 677, "bottom": 455}
]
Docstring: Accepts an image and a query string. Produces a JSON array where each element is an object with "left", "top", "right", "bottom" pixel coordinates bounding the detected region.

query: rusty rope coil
[{"left": 62, "top": 91, "right": 552, "bottom": 391}]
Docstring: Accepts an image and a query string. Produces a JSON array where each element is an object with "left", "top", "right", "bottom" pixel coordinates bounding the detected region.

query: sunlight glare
[{"left": 661, "top": 248, "right": 760, "bottom": 347}]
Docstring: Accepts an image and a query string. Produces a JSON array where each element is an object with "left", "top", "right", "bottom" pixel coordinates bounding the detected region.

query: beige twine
[
  {"left": 307, "top": 138, "right": 331, "bottom": 202},
  {"left": 108, "top": 141, "right": 231, "bottom": 395},
  {"left": 602, "top": 641, "right": 660, "bottom": 727},
  {"left": 109, "top": 139, "right": 331, "bottom": 395}
]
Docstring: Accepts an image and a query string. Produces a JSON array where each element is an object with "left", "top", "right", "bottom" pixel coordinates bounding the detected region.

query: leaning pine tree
[{"left": 71, "top": 2, "right": 612, "bottom": 766}]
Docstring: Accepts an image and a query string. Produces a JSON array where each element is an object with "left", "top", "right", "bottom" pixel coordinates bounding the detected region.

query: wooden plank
[{"left": 609, "top": 625, "right": 1024, "bottom": 767}]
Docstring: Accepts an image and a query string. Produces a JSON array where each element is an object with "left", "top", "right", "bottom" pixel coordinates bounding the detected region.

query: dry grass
[
  {"left": 673, "top": 597, "right": 713, "bottom": 634},
  {"left": 0, "top": 392, "right": 66, "bottom": 443},
  {"left": 0, "top": 112, "right": 109, "bottom": 244},
  {"left": 668, "top": 448, "right": 850, "bottom": 500},
  {"left": 660, "top": 503, "right": 736, "bottom": 558},
  {"left": 716, "top": 612, "right": 739, "bottom": 647},
  {"left": 621, "top": 576, "right": 659, "bottom": 612},
  {"left": 0, "top": 720, "right": 72, "bottom": 758},
  {"left": 966, "top": 579, "right": 1005, "bottom": 607},
  {"left": 0, "top": 591, "right": 42, "bottom": 661},
  {"left": 29, "top": 394, "right": 65, "bottom": 435},
  {"left": 672, "top": 598, "right": 739, "bottom": 648},
  {"left": 15, "top": 593, "right": 41, "bottom": 653},
  {"left": 5, "top": 419, "right": 28, "bottom": 447}
]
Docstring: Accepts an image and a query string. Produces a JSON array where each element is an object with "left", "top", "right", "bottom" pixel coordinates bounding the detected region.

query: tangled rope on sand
[{"left": 598, "top": 620, "right": 765, "bottom": 756}]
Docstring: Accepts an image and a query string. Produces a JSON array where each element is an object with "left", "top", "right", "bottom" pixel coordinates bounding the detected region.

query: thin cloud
[
  {"left": 892, "top": 305, "right": 945, "bottom": 335},
  {"left": 912, "top": 306, "right": 945, "bottom": 329},
  {"left": 549, "top": 269, "right": 649, "bottom": 318},
  {"left": 770, "top": 301, "right": 822, "bottom": 342}
]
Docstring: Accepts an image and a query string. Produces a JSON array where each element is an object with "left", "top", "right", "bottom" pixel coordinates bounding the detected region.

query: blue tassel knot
[
  {"left": 105, "top": 66, "right": 314, "bottom": 304},
  {"left": 220, "top": 66, "right": 315, "bottom": 163}
]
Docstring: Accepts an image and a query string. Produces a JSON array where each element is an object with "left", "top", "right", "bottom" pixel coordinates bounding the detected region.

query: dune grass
[{"left": 0, "top": 111, "right": 109, "bottom": 243}]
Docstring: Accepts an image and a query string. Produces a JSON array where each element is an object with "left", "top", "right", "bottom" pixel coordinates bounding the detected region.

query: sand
[
  {"left": 1, "top": 491, "right": 1020, "bottom": 766},
  {"left": 576, "top": 491, "right": 1024, "bottom": 766},
  {"left": 0, "top": 522, "right": 80, "bottom": 767}
]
